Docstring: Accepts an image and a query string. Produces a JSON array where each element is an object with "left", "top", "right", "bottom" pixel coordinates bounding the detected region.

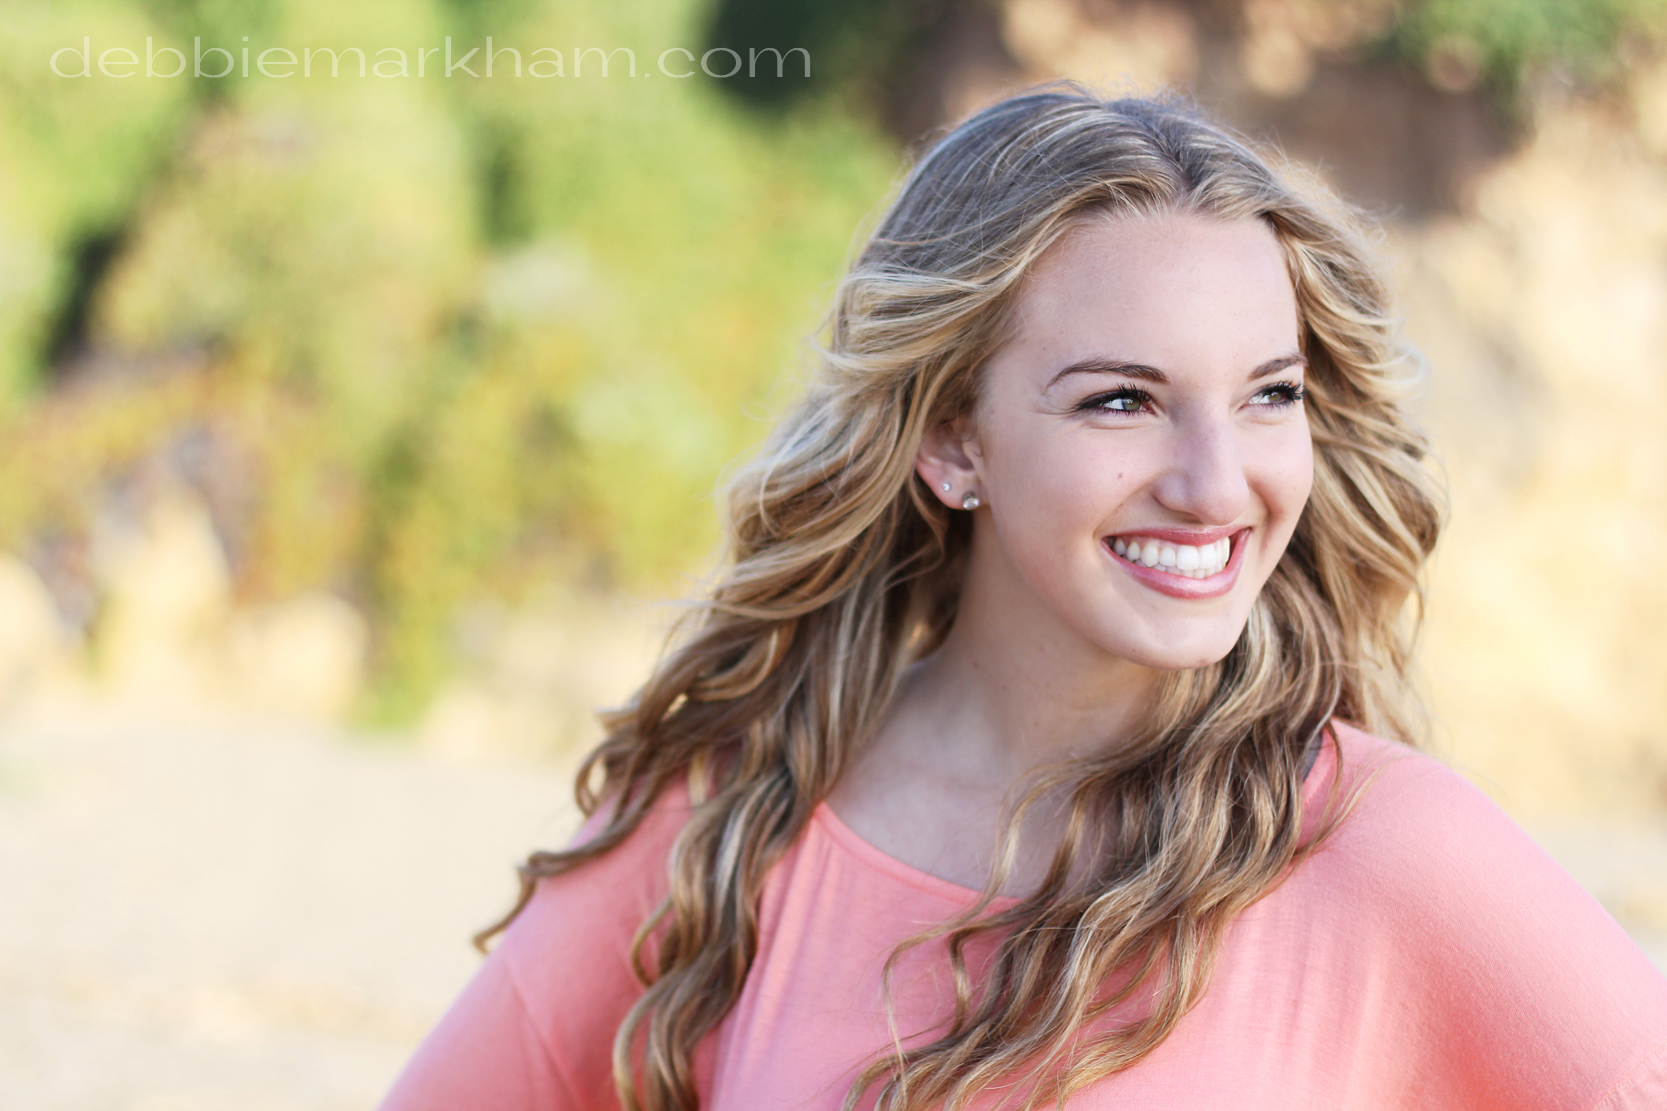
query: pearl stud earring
[
  {"left": 961, "top": 492, "right": 980, "bottom": 510},
  {"left": 941, "top": 481, "right": 952, "bottom": 492}
]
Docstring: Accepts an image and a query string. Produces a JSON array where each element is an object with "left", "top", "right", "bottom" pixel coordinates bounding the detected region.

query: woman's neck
[
  {"left": 823, "top": 553, "right": 1164, "bottom": 894},
  {"left": 908, "top": 531, "right": 1162, "bottom": 786}
]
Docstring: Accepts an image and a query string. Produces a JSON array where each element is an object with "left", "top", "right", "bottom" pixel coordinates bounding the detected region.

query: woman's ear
[{"left": 916, "top": 415, "right": 982, "bottom": 509}]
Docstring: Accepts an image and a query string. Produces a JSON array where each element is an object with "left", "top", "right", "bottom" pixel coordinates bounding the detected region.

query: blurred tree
[
  {"left": 0, "top": 0, "right": 897, "bottom": 724},
  {"left": 1388, "top": 0, "right": 1666, "bottom": 98},
  {"left": 703, "top": 0, "right": 910, "bottom": 109},
  {"left": 0, "top": 3, "right": 190, "bottom": 399}
]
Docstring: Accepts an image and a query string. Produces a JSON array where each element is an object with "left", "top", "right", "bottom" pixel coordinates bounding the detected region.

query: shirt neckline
[
  {"left": 811, "top": 798, "right": 1021, "bottom": 908},
  {"left": 812, "top": 727, "right": 1340, "bottom": 906}
]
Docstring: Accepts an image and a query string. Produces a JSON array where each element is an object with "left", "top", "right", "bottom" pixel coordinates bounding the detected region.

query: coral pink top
[{"left": 380, "top": 723, "right": 1667, "bottom": 1109}]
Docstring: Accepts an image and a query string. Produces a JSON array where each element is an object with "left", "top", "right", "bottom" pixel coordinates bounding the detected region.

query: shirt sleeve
[
  {"left": 1323, "top": 728, "right": 1667, "bottom": 1109},
  {"left": 378, "top": 788, "right": 690, "bottom": 1111},
  {"left": 375, "top": 940, "right": 581, "bottom": 1110}
]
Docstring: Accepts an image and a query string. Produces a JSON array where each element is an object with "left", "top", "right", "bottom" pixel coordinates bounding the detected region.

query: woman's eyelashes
[
  {"left": 1248, "top": 380, "right": 1306, "bottom": 408},
  {"left": 1071, "top": 380, "right": 1305, "bottom": 416},
  {"left": 1075, "top": 385, "right": 1154, "bottom": 414}
]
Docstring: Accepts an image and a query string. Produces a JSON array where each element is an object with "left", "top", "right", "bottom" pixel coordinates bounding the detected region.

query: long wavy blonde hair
[{"left": 479, "top": 85, "right": 1442, "bottom": 1111}]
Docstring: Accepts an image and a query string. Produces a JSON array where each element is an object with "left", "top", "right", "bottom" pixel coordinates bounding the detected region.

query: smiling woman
[
  {"left": 379, "top": 86, "right": 1667, "bottom": 1111},
  {"left": 919, "top": 213, "right": 1314, "bottom": 671}
]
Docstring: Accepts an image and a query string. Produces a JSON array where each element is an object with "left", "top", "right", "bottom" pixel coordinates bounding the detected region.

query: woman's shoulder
[
  {"left": 454, "top": 780, "right": 698, "bottom": 1105},
  {"left": 1307, "top": 720, "right": 1667, "bottom": 1004},
  {"left": 378, "top": 782, "right": 699, "bottom": 1111},
  {"left": 1317, "top": 719, "right": 1532, "bottom": 844},
  {"left": 507, "top": 780, "right": 696, "bottom": 961},
  {"left": 494, "top": 784, "right": 691, "bottom": 1003},
  {"left": 1311, "top": 719, "right": 1570, "bottom": 904},
  {"left": 1292, "top": 722, "right": 1667, "bottom": 1104}
]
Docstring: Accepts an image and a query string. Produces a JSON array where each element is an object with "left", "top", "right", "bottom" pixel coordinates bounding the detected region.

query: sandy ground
[
  {"left": 2, "top": 694, "right": 1664, "bottom": 1111},
  {"left": 0, "top": 694, "right": 581, "bottom": 1111}
]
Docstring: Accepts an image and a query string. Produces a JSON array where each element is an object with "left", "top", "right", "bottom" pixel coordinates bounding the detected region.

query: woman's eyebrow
[
  {"left": 1249, "top": 353, "right": 1307, "bottom": 379},
  {"left": 1045, "top": 351, "right": 1307, "bottom": 389},
  {"left": 1045, "top": 358, "right": 1166, "bottom": 388}
]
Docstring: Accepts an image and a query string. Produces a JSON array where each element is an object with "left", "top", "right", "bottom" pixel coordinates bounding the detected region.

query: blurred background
[{"left": 1, "top": 0, "right": 1665, "bottom": 1105}]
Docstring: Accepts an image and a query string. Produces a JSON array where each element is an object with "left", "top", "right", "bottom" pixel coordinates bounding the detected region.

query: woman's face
[{"left": 920, "top": 211, "right": 1313, "bottom": 671}]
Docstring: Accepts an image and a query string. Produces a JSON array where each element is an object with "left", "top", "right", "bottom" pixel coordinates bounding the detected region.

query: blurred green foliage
[
  {"left": 1387, "top": 0, "right": 1667, "bottom": 94},
  {"left": 3, "top": 0, "right": 1663, "bottom": 726},
  {"left": 0, "top": 0, "right": 897, "bottom": 722}
]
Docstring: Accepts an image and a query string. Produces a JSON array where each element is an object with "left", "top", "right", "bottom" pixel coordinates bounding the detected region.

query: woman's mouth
[
  {"left": 1102, "top": 528, "right": 1249, "bottom": 600},
  {"left": 1108, "top": 535, "right": 1230, "bottom": 579}
]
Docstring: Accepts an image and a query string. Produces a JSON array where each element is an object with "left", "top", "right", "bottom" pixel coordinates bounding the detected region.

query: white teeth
[{"left": 1111, "top": 534, "right": 1233, "bottom": 577}]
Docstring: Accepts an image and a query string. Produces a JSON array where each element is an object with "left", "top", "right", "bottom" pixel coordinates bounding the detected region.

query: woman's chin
[{"left": 1083, "top": 621, "right": 1245, "bottom": 673}]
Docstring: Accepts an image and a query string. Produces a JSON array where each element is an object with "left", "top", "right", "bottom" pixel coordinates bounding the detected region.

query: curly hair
[{"left": 479, "top": 84, "right": 1442, "bottom": 1111}]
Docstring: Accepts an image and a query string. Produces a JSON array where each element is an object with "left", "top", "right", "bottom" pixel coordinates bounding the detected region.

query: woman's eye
[
  {"left": 1248, "top": 381, "right": 1306, "bottom": 407},
  {"left": 1080, "top": 387, "right": 1152, "bottom": 414}
]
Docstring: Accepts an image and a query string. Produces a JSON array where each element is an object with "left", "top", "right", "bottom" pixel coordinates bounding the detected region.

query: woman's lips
[{"left": 1101, "top": 527, "right": 1250, "bottom": 600}]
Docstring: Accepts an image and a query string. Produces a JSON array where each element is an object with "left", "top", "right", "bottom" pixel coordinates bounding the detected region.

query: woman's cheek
[
  {"left": 1029, "top": 441, "right": 1126, "bottom": 531},
  {"left": 1268, "top": 427, "right": 1315, "bottom": 527},
  {"left": 989, "top": 452, "right": 1099, "bottom": 572}
]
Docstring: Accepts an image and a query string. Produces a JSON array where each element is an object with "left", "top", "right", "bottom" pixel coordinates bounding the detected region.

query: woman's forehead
[{"left": 999, "top": 212, "right": 1299, "bottom": 379}]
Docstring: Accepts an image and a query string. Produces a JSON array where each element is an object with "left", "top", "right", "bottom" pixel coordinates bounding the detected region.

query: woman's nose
[{"left": 1151, "top": 417, "right": 1251, "bottom": 525}]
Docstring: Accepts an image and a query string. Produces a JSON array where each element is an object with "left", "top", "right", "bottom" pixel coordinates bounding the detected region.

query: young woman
[{"left": 381, "top": 87, "right": 1667, "bottom": 1110}]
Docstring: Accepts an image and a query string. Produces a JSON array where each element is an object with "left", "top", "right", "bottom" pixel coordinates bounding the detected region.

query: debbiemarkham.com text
[{"left": 50, "top": 37, "right": 811, "bottom": 81}]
